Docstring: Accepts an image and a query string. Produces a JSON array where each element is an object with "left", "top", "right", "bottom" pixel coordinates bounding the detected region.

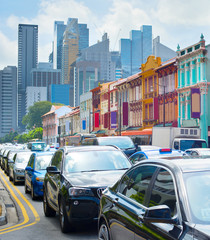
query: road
[{"left": 0, "top": 169, "right": 98, "bottom": 240}]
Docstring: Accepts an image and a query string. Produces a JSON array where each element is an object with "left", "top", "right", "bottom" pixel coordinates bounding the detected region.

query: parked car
[
  {"left": 129, "top": 148, "right": 186, "bottom": 164},
  {"left": 9, "top": 151, "right": 32, "bottom": 184},
  {"left": 98, "top": 157, "right": 210, "bottom": 240},
  {"left": 43, "top": 145, "right": 132, "bottom": 233},
  {"left": 185, "top": 148, "right": 210, "bottom": 156},
  {"left": 25, "top": 151, "right": 54, "bottom": 200},
  {"left": 81, "top": 136, "right": 139, "bottom": 156}
]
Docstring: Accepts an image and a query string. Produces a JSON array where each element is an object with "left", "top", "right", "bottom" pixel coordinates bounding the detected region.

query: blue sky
[{"left": 0, "top": 0, "right": 210, "bottom": 69}]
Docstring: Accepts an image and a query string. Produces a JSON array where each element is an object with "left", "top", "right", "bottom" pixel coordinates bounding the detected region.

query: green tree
[{"left": 22, "top": 101, "right": 52, "bottom": 130}]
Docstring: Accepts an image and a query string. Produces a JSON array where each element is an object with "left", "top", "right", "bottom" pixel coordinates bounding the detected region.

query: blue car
[
  {"left": 129, "top": 148, "right": 186, "bottom": 164},
  {"left": 25, "top": 152, "right": 54, "bottom": 200}
]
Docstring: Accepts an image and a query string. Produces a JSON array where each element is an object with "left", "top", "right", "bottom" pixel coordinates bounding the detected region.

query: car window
[
  {"left": 129, "top": 154, "right": 140, "bottom": 164},
  {"left": 119, "top": 166, "right": 157, "bottom": 205},
  {"left": 139, "top": 154, "right": 147, "bottom": 160},
  {"left": 191, "top": 151, "right": 199, "bottom": 156},
  {"left": 148, "top": 168, "right": 177, "bottom": 217},
  {"left": 51, "top": 151, "right": 62, "bottom": 170},
  {"left": 27, "top": 154, "right": 35, "bottom": 168}
]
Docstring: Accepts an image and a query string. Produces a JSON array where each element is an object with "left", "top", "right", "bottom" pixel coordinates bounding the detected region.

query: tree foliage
[{"left": 22, "top": 101, "right": 52, "bottom": 129}]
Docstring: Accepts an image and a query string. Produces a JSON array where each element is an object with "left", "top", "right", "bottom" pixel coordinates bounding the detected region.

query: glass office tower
[
  {"left": 18, "top": 24, "right": 38, "bottom": 131},
  {"left": 120, "top": 25, "right": 152, "bottom": 78}
]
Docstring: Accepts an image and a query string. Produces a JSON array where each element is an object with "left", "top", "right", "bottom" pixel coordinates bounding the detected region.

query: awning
[{"left": 122, "top": 128, "right": 152, "bottom": 136}]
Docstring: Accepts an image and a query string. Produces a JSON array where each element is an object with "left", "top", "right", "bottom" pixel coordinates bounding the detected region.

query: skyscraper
[
  {"left": 18, "top": 24, "right": 38, "bottom": 131},
  {"left": 75, "top": 33, "right": 116, "bottom": 106},
  {"left": 61, "top": 18, "right": 89, "bottom": 106},
  {"left": 53, "top": 21, "right": 67, "bottom": 70},
  {"left": 120, "top": 25, "right": 152, "bottom": 78},
  {"left": 0, "top": 66, "right": 17, "bottom": 137}
]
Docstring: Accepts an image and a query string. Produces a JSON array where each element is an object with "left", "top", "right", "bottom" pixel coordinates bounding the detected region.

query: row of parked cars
[{"left": 1, "top": 138, "right": 210, "bottom": 239}]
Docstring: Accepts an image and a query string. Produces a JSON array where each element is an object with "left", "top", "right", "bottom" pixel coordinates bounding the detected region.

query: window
[
  {"left": 51, "top": 151, "right": 62, "bottom": 170},
  {"left": 148, "top": 168, "right": 177, "bottom": 216},
  {"left": 120, "top": 166, "right": 157, "bottom": 205},
  {"left": 28, "top": 154, "right": 35, "bottom": 169}
]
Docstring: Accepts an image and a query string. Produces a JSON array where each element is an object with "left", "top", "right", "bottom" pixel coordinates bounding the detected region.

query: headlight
[
  {"left": 68, "top": 187, "right": 94, "bottom": 197},
  {"left": 36, "top": 177, "right": 44, "bottom": 182},
  {"left": 15, "top": 169, "right": 24, "bottom": 173}
]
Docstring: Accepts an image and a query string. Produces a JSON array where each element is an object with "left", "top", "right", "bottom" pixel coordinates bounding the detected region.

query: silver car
[{"left": 9, "top": 151, "right": 32, "bottom": 184}]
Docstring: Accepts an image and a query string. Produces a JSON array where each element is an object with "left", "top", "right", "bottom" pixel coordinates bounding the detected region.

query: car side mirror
[
  {"left": 143, "top": 205, "right": 177, "bottom": 224},
  {"left": 46, "top": 166, "right": 60, "bottom": 174},
  {"left": 25, "top": 166, "right": 33, "bottom": 171},
  {"left": 135, "top": 144, "right": 140, "bottom": 151}
]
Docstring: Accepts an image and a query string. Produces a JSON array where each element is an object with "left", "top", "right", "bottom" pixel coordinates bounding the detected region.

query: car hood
[
  {"left": 15, "top": 162, "right": 28, "bottom": 169},
  {"left": 194, "top": 224, "right": 210, "bottom": 237},
  {"left": 65, "top": 169, "right": 127, "bottom": 187}
]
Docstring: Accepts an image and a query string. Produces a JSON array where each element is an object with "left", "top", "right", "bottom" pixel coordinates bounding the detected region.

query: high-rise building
[
  {"left": 18, "top": 24, "right": 38, "bottom": 131},
  {"left": 75, "top": 33, "right": 116, "bottom": 106},
  {"left": 53, "top": 21, "right": 67, "bottom": 70},
  {"left": 53, "top": 20, "right": 89, "bottom": 71},
  {"left": 153, "top": 36, "right": 176, "bottom": 62},
  {"left": 26, "top": 86, "right": 47, "bottom": 113},
  {"left": 61, "top": 18, "right": 89, "bottom": 106},
  {"left": 120, "top": 25, "right": 152, "bottom": 78},
  {"left": 31, "top": 62, "right": 61, "bottom": 101},
  {"left": 0, "top": 66, "right": 17, "bottom": 137},
  {"left": 49, "top": 84, "right": 71, "bottom": 105}
]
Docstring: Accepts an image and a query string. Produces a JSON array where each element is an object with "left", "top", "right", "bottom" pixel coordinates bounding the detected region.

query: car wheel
[
  {"left": 13, "top": 173, "right": 16, "bottom": 185},
  {"left": 31, "top": 184, "right": 36, "bottom": 200},
  {"left": 43, "top": 190, "right": 56, "bottom": 217},
  {"left": 25, "top": 181, "right": 29, "bottom": 194},
  {"left": 98, "top": 222, "right": 110, "bottom": 240},
  {"left": 9, "top": 171, "right": 12, "bottom": 181},
  {"left": 59, "top": 198, "right": 70, "bottom": 233}
]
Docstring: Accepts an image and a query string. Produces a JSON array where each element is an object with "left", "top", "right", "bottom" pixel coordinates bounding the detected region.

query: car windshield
[
  {"left": 180, "top": 140, "right": 207, "bottom": 151},
  {"left": 184, "top": 171, "right": 210, "bottom": 224},
  {"left": 64, "top": 150, "right": 131, "bottom": 173},
  {"left": 97, "top": 137, "right": 135, "bottom": 149},
  {"left": 35, "top": 155, "right": 52, "bottom": 170},
  {"left": 31, "top": 143, "right": 46, "bottom": 151},
  {"left": 16, "top": 153, "right": 32, "bottom": 163}
]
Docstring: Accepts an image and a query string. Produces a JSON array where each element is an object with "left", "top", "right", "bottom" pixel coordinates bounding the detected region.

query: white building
[
  {"left": 80, "top": 91, "right": 93, "bottom": 134},
  {"left": 26, "top": 86, "right": 47, "bottom": 112}
]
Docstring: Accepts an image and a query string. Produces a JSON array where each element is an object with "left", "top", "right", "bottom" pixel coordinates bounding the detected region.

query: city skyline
[{"left": 1, "top": 0, "right": 210, "bottom": 69}]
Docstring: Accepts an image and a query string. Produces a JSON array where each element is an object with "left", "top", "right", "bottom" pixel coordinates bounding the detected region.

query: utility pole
[{"left": 119, "top": 92, "right": 121, "bottom": 136}]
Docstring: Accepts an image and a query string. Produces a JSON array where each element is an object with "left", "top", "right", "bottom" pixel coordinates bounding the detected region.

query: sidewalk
[{"left": 0, "top": 176, "right": 18, "bottom": 227}]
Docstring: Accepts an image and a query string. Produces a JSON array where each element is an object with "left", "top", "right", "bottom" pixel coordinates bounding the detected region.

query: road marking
[{"left": 0, "top": 170, "right": 40, "bottom": 234}]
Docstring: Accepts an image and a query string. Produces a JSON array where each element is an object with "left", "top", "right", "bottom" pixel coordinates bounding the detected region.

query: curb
[{"left": 0, "top": 197, "right": 7, "bottom": 226}]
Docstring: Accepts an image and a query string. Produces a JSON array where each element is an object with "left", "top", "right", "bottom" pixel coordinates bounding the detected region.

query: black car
[
  {"left": 98, "top": 158, "right": 210, "bottom": 239},
  {"left": 43, "top": 145, "right": 132, "bottom": 233},
  {"left": 81, "top": 136, "right": 139, "bottom": 156}
]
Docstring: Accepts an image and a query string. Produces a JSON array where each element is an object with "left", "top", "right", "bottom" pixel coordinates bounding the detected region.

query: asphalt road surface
[{"left": 0, "top": 169, "right": 98, "bottom": 240}]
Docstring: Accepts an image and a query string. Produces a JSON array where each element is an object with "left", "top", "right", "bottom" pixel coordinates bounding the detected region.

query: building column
[{"left": 200, "top": 85, "right": 208, "bottom": 143}]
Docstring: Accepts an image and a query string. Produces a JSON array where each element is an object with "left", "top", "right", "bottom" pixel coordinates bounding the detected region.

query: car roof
[
  {"left": 136, "top": 157, "right": 210, "bottom": 173},
  {"left": 32, "top": 151, "right": 54, "bottom": 156},
  {"left": 63, "top": 145, "right": 124, "bottom": 153}
]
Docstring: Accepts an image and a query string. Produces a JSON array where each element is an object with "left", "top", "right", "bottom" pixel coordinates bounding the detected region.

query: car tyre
[
  {"left": 43, "top": 190, "right": 56, "bottom": 217},
  {"left": 25, "top": 181, "right": 29, "bottom": 194},
  {"left": 13, "top": 173, "right": 16, "bottom": 185},
  {"left": 98, "top": 222, "right": 110, "bottom": 240},
  {"left": 31, "top": 184, "right": 36, "bottom": 200},
  {"left": 59, "top": 198, "right": 70, "bottom": 233}
]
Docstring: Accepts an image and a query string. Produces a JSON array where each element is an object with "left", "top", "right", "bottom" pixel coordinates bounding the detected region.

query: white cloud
[
  {"left": 153, "top": 0, "right": 210, "bottom": 26},
  {"left": 99, "top": 0, "right": 151, "bottom": 51},
  {"left": 0, "top": 31, "right": 17, "bottom": 70}
]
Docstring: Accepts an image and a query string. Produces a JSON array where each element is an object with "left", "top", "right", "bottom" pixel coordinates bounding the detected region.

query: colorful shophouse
[
  {"left": 176, "top": 35, "right": 210, "bottom": 143},
  {"left": 155, "top": 57, "right": 178, "bottom": 127}
]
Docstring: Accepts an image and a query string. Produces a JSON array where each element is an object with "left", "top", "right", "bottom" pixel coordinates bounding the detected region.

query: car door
[
  {"left": 47, "top": 150, "right": 63, "bottom": 210},
  {"left": 109, "top": 165, "right": 158, "bottom": 240},
  {"left": 135, "top": 167, "right": 185, "bottom": 240},
  {"left": 25, "top": 154, "right": 35, "bottom": 189}
]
